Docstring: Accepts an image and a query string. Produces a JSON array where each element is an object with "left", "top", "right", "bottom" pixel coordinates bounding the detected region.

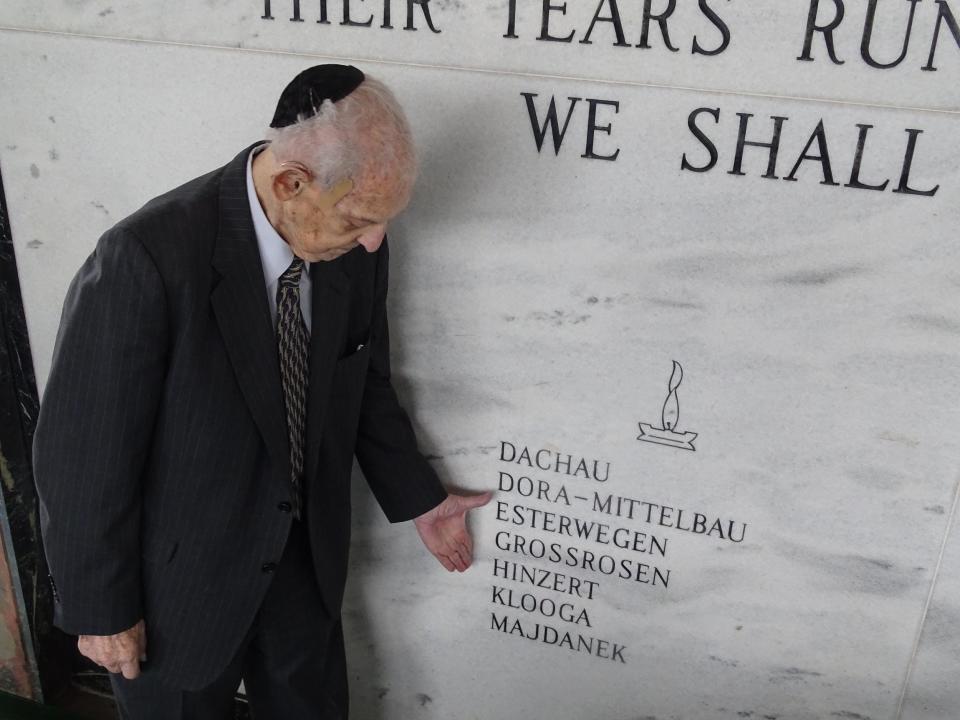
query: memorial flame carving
[{"left": 637, "top": 361, "right": 697, "bottom": 451}]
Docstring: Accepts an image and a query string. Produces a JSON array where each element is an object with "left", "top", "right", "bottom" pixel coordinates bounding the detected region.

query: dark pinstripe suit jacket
[{"left": 32, "top": 144, "right": 447, "bottom": 690}]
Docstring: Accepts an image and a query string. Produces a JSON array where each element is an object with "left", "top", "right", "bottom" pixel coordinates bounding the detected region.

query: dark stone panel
[{"left": 0, "top": 163, "right": 72, "bottom": 701}]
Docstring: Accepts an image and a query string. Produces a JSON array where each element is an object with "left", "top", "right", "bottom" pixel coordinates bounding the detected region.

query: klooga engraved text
[{"left": 491, "top": 585, "right": 593, "bottom": 627}]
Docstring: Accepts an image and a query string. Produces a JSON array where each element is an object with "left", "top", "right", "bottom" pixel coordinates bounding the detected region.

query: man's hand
[
  {"left": 78, "top": 619, "right": 147, "bottom": 679},
  {"left": 414, "top": 492, "right": 492, "bottom": 572}
]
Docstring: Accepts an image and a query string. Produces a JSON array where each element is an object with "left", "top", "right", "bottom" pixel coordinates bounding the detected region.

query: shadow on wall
[
  {"left": 387, "top": 93, "right": 490, "bottom": 359},
  {"left": 344, "top": 99, "right": 480, "bottom": 718},
  {"left": 344, "top": 462, "right": 436, "bottom": 720},
  {"left": 344, "top": 467, "right": 386, "bottom": 720}
]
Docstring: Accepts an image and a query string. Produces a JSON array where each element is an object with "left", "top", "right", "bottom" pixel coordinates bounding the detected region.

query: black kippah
[{"left": 269, "top": 64, "right": 366, "bottom": 129}]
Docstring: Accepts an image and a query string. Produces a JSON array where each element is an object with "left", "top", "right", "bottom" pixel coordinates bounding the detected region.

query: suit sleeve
[
  {"left": 354, "top": 239, "right": 448, "bottom": 523},
  {"left": 33, "top": 226, "right": 168, "bottom": 636}
]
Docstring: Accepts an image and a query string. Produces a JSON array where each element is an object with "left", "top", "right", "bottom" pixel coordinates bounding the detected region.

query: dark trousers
[{"left": 110, "top": 520, "right": 348, "bottom": 720}]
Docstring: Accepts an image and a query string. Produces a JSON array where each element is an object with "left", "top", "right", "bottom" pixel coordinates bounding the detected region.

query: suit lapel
[
  {"left": 305, "top": 258, "right": 351, "bottom": 482},
  {"left": 211, "top": 145, "right": 291, "bottom": 483}
]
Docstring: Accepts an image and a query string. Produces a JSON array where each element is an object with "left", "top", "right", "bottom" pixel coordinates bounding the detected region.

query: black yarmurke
[{"left": 269, "top": 64, "right": 366, "bottom": 129}]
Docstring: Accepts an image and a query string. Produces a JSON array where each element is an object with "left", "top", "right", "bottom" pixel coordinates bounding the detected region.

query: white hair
[{"left": 265, "top": 76, "right": 417, "bottom": 192}]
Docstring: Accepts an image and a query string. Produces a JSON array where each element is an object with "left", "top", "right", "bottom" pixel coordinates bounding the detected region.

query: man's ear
[{"left": 272, "top": 166, "right": 311, "bottom": 202}]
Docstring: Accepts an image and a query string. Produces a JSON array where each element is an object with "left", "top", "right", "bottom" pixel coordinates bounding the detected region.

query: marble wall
[{"left": 1, "top": 1, "right": 958, "bottom": 718}]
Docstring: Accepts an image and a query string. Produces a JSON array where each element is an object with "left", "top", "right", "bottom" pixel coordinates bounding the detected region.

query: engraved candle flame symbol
[
  {"left": 661, "top": 361, "right": 683, "bottom": 431},
  {"left": 638, "top": 360, "right": 696, "bottom": 451}
]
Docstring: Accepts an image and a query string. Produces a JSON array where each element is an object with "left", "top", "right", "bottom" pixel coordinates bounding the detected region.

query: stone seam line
[{"left": 0, "top": 25, "right": 959, "bottom": 116}]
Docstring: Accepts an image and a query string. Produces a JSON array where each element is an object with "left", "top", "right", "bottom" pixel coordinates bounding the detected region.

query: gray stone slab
[{"left": 1, "top": 26, "right": 958, "bottom": 720}]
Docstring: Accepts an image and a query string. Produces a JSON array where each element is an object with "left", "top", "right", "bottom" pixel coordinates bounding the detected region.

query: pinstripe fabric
[
  {"left": 32, "top": 144, "right": 448, "bottom": 691},
  {"left": 34, "top": 227, "right": 165, "bottom": 636}
]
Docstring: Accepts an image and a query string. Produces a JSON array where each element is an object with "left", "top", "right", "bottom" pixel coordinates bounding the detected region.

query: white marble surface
[
  {"left": 1, "top": 0, "right": 958, "bottom": 110},
  {"left": 2, "top": 25, "right": 960, "bottom": 720}
]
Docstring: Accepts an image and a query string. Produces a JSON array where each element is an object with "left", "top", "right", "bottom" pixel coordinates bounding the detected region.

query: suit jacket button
[
  {"left": 261, "top": 562, "right": 277, "bottom": 573},
  {"left": 277, "top": 502, "right": 292, "bottom": 513}
]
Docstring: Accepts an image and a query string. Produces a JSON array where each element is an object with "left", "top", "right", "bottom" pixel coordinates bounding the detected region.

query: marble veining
[{"left": 0, "top": 22, "right": 957, "bottom": 720}]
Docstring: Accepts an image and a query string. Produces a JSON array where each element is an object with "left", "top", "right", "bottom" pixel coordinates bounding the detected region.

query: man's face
[{"left": 279, "top": 172, "right": 411, "bottom": 263}]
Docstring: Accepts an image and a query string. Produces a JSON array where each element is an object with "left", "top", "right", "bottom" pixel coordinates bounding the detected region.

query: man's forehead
[{"left": 335, "top": 183, "right": 410, "bottom": 221}]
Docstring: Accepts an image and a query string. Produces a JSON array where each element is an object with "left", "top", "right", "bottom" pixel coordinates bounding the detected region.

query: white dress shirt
[{"left": 246, "top": 145, "right": 312, "bottom": 334}]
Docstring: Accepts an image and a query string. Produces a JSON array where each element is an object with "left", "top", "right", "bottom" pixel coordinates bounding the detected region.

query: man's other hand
[
  {"left": 78, "top": 618, "right": 147, "bottom": 679},
  {"left": 414, "top": 492, "right": 492, "bottom": 572}
]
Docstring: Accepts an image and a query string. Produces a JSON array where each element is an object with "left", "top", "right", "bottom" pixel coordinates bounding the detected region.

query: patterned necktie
[{"left": 276, "top": 257, "right": 309, "bottom": 520}]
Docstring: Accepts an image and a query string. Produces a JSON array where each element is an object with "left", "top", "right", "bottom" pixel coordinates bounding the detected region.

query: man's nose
[{"left": 357, "top": 227, "right": 385, "bottom": 253}]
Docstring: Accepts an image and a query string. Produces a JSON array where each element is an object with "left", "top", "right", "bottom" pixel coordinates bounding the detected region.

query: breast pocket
[
  {"left": 329, "top": 343, "right": 372, "bottom": 446},
  {"left": 336, "top": 342, "right": 371, "bottom": 378}
]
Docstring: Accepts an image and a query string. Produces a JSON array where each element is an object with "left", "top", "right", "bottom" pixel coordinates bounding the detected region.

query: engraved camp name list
[{"left": 488, "top": 440, "right": 748, "bottom": 665}]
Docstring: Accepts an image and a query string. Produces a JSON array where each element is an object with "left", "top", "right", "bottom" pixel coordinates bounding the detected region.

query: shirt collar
[{"left": 246, "top": 144, "right": 308, "bottom": 286}]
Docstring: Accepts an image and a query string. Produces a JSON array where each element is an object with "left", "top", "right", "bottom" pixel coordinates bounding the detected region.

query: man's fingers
[
  {"left": 449, "top": 548, "right": 468, "bottom": 572},
  {"left": 119, "top": 659, "right": 141, "bottom": 680},
  {"left": 438, "top": 527, "right": 473, "bottom": 570},
  {"left": 77, "top": 620, "right": 147, "bottom": 672},
  {"left": 77, "top": 644, "right": 111, "bottom": 670},
  {"left": 437, "top": 554, "right": 456, "bottom": 572}
]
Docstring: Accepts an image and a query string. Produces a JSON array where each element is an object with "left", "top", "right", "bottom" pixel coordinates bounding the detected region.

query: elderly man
[{"left": 33, "top": 64, "right": 489, "bottom": 719}]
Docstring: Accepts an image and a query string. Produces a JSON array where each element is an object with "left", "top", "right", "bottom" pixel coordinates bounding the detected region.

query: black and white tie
[{"left": 277, "top": 257, "right": 309, "bottom": 520}]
